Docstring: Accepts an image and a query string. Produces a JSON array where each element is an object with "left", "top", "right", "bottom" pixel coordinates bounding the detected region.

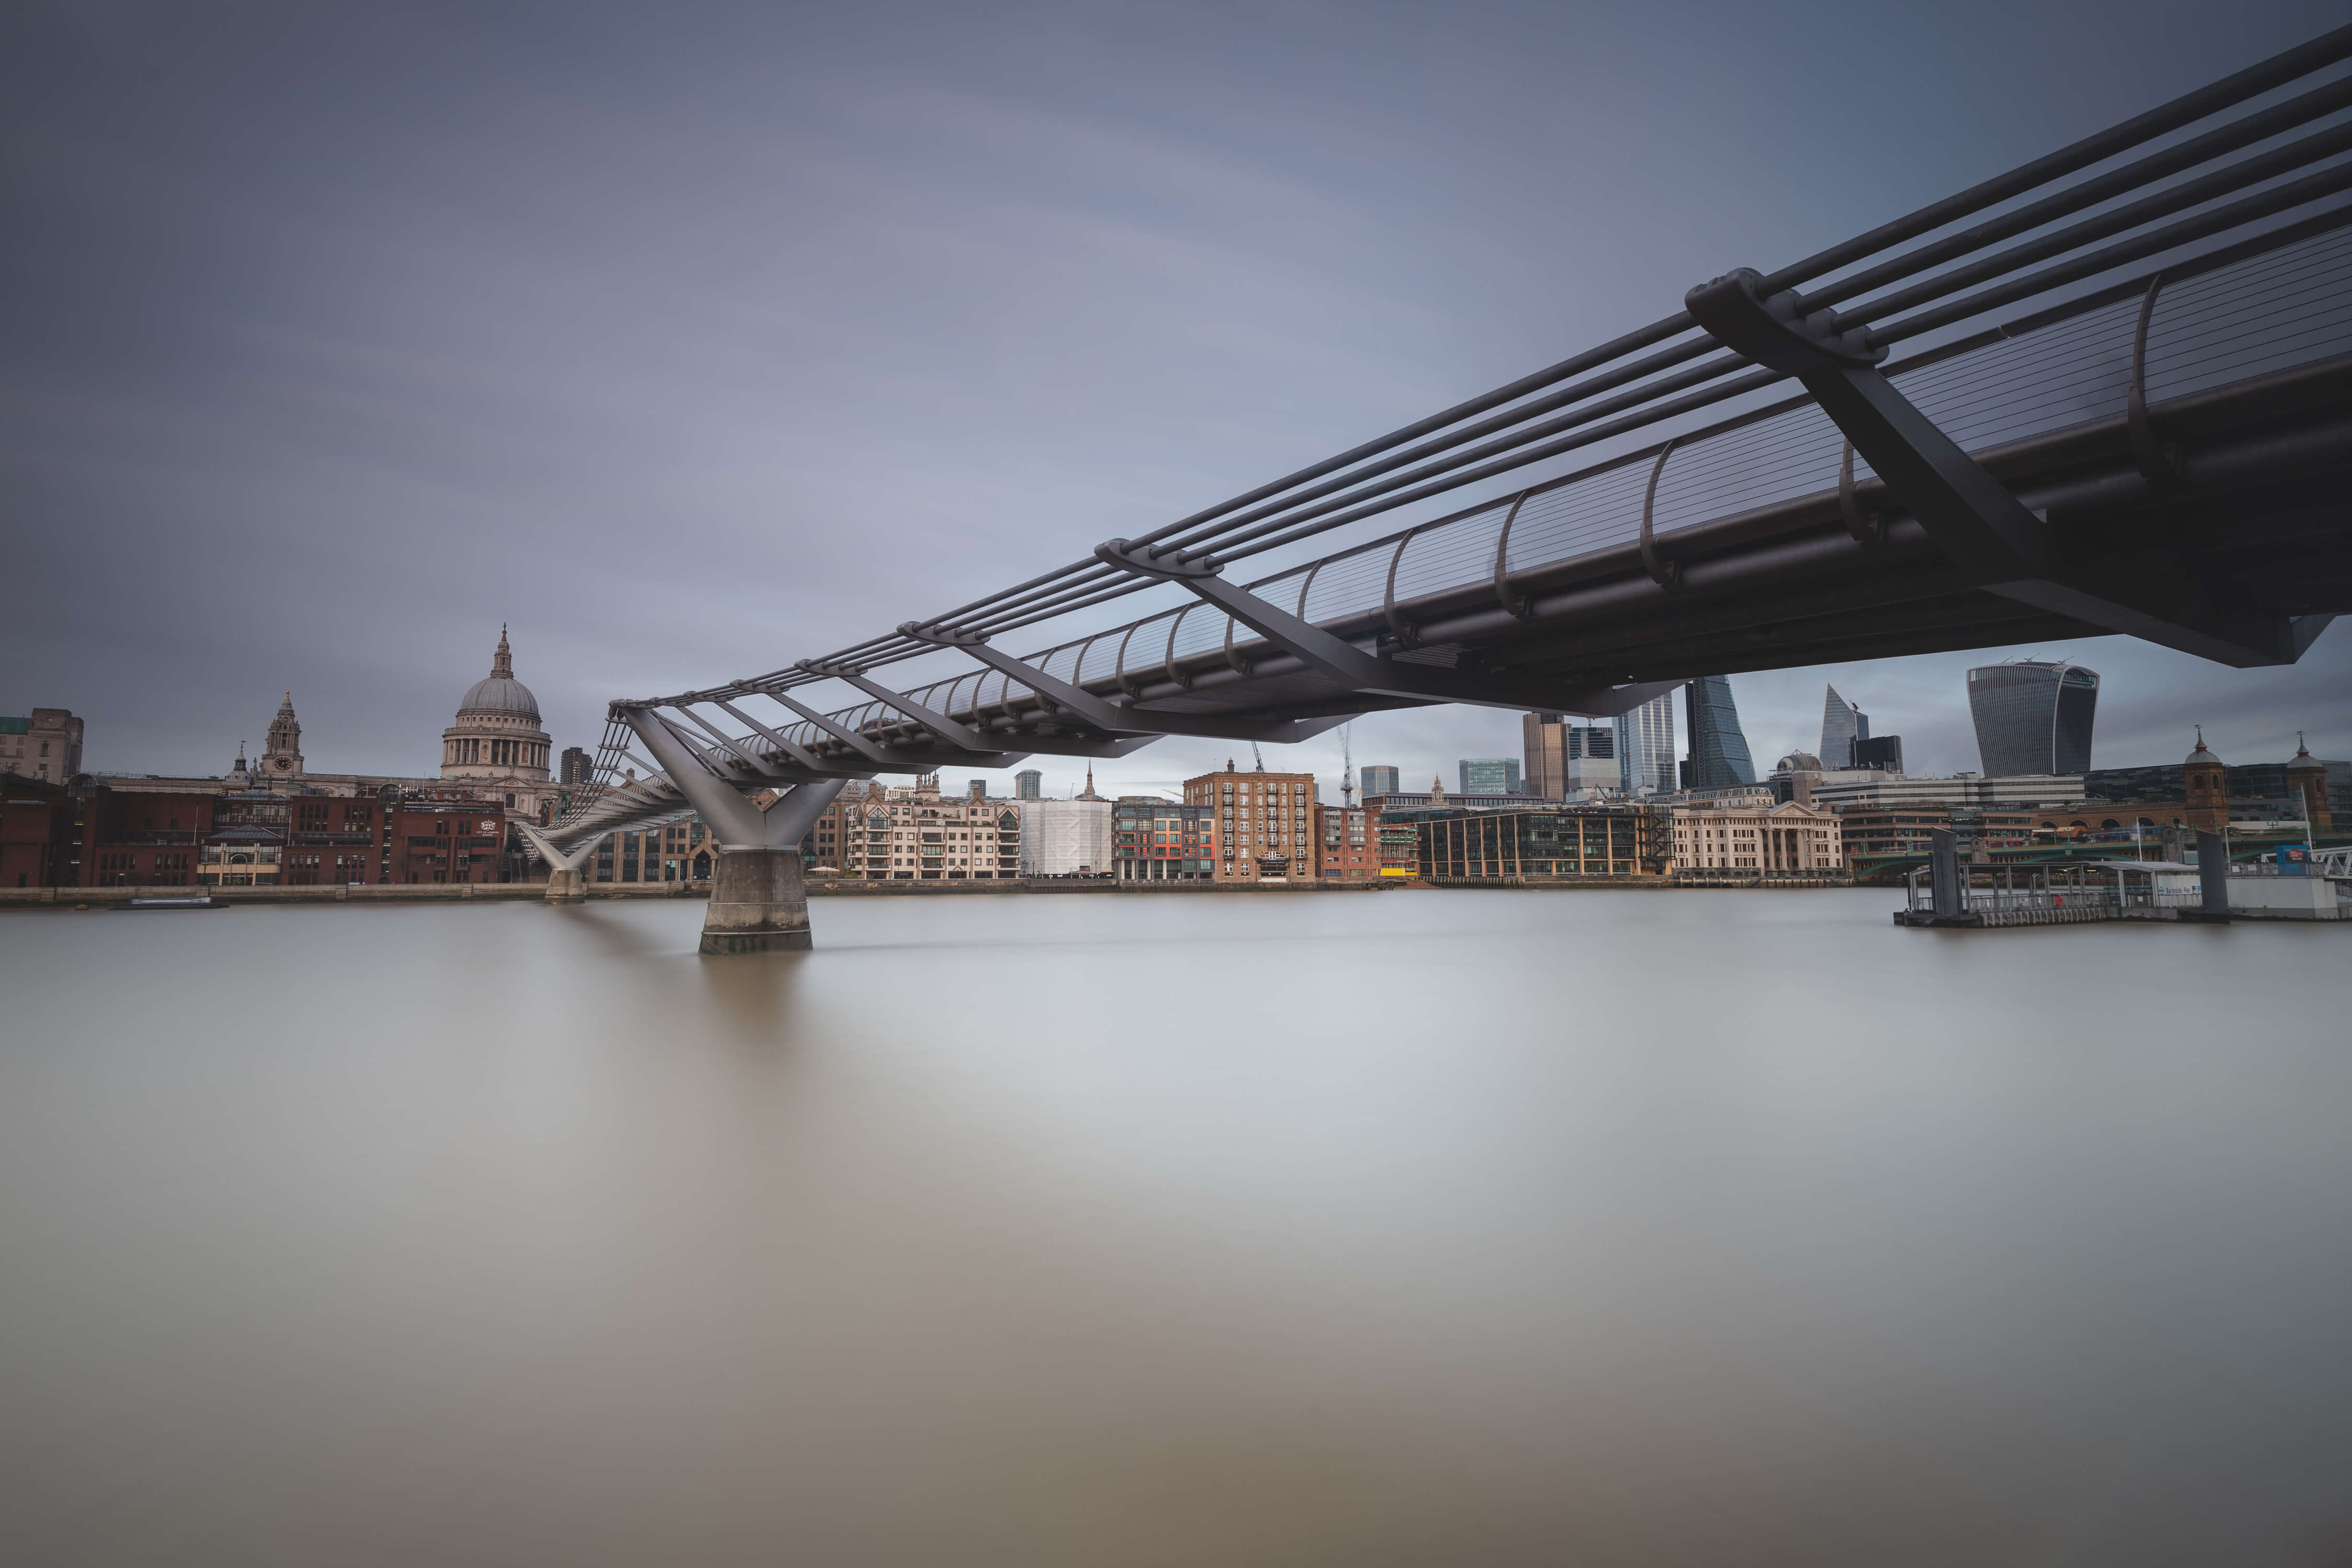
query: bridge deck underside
[
  {"left": 554, "top": 222, "right": 2352, "bottom": 844},
  {"left": 739, "top": 351, "right": 2351, "bottom": 764}
]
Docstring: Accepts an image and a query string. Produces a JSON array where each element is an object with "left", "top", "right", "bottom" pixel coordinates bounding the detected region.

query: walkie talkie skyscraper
[{"left": 1967, "top": 661, "right": 2100, "bottom": 775}]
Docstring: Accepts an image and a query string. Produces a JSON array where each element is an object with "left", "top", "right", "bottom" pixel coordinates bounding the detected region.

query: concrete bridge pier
[
  {"left": 701, "top": 846, "right": 815, "bottom": 953},
  {"left": 622, "top": 707, "right": 846, "bottom": 954}
]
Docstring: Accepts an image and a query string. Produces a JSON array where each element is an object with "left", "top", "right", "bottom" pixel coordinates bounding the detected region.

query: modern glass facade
[
  {"left": 1013, "top": 769, "right": 1043, "bottom": 800},
  {"left": 1398, "top": 805, "right": 1664, "bottom": 879},
  {"left": 1615, "top": 693, "right": 1677, "bottom": 793},
  {"left": 1682, "top": 676, "right": 1756, "bottom": 788},
  {"left": 1819, "top": 685, "right": 1860, "bottom": 770},
  {"left": 1459, "top": 757, "right": 1521, "bottom": 795},
  {"left": 1968, "top": 661, "right": 2100, "bottom": 775},
  {"left": 1359, "top": 765, "right": 1401, "bottom": 797}
]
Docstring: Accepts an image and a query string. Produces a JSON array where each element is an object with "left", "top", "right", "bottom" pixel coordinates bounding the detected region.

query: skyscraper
[
  {"left": 1529, "top": 714, "right": 1619, "bottom": 796},
  {"left": 1014, "top": 769, "right": 1043, "bottom": 800},
  {"left": 1681, "top": 677, "right": 1756, "bottom": 789},
  {"left": 1459, "top": 757, "right": 1521, "bottom": 795},
  {"left": 1967, "top": 661, "right": 2100, "bottom": 775},
  {"left": 1360, "top": 765, "right": 1401, "bottom": 797},
  {"left": 1616, "top": 693, "right": 1677, "bottom": 794},
  {"left": 1819, "top": 685, "right": 1861, "bottom": 770}
]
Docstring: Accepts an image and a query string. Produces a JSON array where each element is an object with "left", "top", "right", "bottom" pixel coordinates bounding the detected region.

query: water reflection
[{"left": 2, "top": 891, "right": 2348, "bottom": 1564}]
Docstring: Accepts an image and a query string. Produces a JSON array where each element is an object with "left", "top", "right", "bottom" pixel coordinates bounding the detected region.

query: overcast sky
[{"left": 6, "top": 0, "right": 2347, "bottom": 800}]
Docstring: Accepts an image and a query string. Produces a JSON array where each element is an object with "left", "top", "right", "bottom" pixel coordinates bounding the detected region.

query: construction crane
[
  {"left": 1340, "top": 723, "right": 1354, "bottom": 808},
  {"left": 1251, "top": 741, "right": 1265, "bottom": 773}
]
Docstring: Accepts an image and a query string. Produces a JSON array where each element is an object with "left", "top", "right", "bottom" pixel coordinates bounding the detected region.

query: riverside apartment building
[{"left": 1184, "top": 766, "right": 1316, "bottom": 882}]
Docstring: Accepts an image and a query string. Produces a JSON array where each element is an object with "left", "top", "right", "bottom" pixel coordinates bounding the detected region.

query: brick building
[
  {"left": 2, "top": 776, "right": 78, "bottom": 887},
  {"left": 1113, "top": 797, "right": 1213, "bottom": 882},
  {"left": 87, "top": 788, "right": 216, "bottom": 886},
  {"left": 1185, "top": 766, "right": 1315, "bottom": 882},
  {"left": 1313, "top": 804, "right": 1378, "bottom": 880},
  {"left": 4, "top": 778, "right": 505, "bottom": 889},
  {"left": 200, "top": 788, "right": 509, "bottom": 887}
]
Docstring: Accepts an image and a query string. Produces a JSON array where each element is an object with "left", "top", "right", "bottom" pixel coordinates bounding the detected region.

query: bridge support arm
[
  {"left": 794, "top": 662, "right": 1003, "bottom": 753},
  {"left": 895, "top": 622, "right": 1357, "bottom": 744},
  {"left": 710, "top": 698, "right": 877, "bottom": 779},
  {"left": 622, "top": 706, "right": 842, "bottom": 849},
  {"left": 1092, "top": 540, "right": 1678, "bottom": 717},
  {"left": 1687, "top": 266, "right": 2331, "bottom": 668}
]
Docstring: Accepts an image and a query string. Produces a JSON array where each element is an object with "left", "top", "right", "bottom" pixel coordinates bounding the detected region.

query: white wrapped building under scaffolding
[{"left": 1018, "top": 799, "right": 1113, "bottom": 878}]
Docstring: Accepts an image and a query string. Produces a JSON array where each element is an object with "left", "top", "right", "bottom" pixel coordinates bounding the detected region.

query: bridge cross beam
[{"left": 1685, "top": 266, "right": 2334, "bottom": 668}]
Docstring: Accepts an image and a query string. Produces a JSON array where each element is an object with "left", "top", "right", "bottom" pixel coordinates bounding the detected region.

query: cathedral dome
[
  {"left": 459, "top": 675, "right": 540, "bottom": 719},
  {"left": 457, "top": 627, "right": 540, "bottom": 720}
]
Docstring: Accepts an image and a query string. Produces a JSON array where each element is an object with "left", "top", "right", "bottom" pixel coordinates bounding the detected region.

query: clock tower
[{"left": 263, "top": 691, "right": 304, "bottom": 779}]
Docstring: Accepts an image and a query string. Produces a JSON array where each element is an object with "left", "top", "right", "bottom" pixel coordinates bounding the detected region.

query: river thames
[{"left": 3, "top": 889, "right": 2347, "bottom": 1563}]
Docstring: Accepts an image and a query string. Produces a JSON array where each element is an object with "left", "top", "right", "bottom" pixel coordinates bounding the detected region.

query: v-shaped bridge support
[{"left": 623, "top": 705, "right": 849, "bottom": 953}]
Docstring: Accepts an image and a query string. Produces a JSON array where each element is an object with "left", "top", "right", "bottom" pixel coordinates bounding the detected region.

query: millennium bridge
[{"left": 525, "top": 26, "right": 2352, "bottom": 951}]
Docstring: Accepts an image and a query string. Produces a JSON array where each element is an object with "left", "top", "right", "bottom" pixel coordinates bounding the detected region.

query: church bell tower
[{"left": 263, "top": 692, "right": 304, "bottom": 778}]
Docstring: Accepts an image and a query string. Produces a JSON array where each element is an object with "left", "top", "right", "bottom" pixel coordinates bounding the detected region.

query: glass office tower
[
  {"left": 1682, "top": 676, "right": 1757, "bottom": 788},
  {"left": 1360, "top": 765, "right": 1401, "bottom": 797},
  {"left": 1459, "top": 757, "right": 1522, "bottom": 795},
  {"left": 1967, "top": 661, "right": 2100, "bottom": 775},
  {"left": 1615, "top": 693, "right": 1677, "bottom": 794},
  {"left": 1819, "top": 685, "right": 1861, "bottom": 770}
]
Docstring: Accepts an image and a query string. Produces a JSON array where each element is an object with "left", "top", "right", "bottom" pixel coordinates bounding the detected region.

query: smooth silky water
[{"left": 3, "top": 890, "right": 2347, "bottom": 1564}]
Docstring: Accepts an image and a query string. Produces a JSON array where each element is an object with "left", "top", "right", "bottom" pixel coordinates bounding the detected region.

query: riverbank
[
  {"left": 0, "top": 878, "right": 1393, "bottom": 908},
  {"left": 0, "top": 873, "right": 1873, "bottom": 908}
]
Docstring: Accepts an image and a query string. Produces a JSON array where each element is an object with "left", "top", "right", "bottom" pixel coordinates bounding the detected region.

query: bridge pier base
[
  {"left": 701, "top": 847, "right": 813, "bottom": 954},
  {"left": 545, "top": 867, "right": 586, "bottom": 902}
]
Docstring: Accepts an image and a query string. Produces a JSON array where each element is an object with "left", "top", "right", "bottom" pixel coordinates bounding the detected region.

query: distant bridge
[{"left": 529, "top": 28, "right": 2352, "bottom": 949}]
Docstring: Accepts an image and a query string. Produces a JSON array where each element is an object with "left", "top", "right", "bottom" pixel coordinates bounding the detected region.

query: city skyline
[{"left": 50, "top": 633, "right": 2342, "bottom": 812}]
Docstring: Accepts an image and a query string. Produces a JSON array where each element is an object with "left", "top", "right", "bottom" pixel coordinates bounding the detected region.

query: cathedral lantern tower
[{"left": 263, "top": 693, "right": 304, "bottom": 779}]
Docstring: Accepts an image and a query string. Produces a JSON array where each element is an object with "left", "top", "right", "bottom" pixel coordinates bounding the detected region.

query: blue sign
[{"left": 2276, "top": 845, "right": 2310, "bottom": 875}]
